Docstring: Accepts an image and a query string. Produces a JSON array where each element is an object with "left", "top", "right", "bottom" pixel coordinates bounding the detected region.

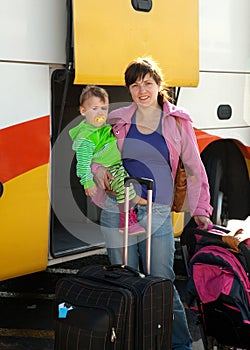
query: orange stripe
[
  {"left": 195, "top": 128, "right": 250, "bottom": 158},
  {"left": 234, "top": 140, "right": 250, "bottom": 159},
  {"left": 0, "top": 116, "right": 50, "bottom": 183},
  {"left": 195, "top": 129, "right": 220, "bottom": 153}
]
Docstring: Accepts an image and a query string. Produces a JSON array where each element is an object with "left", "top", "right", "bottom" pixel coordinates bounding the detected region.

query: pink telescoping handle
[{"left": 124, "top": 177, "right": 154, "bottom": 275}]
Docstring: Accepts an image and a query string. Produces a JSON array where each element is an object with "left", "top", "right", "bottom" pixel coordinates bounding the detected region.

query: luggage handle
[
  {"left": 197, "top": 224, "right": 230, "bottom": 234},
  {"left": 125, "top": 177, "right": 154, "bottom": 191},
  {"left": 124, "top": 177, "right": 154, "bottom": 275},
  {"left": 104, "top": 264, "right": 146, "bottom": 278}
]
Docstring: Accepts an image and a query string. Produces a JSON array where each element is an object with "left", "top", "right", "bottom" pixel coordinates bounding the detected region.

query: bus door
[{"left": 73, "top": 0, "right": 199, "bottom": 87}]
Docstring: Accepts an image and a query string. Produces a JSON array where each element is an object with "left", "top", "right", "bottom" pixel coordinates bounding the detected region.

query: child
[{"left": 69, "top": 85, "right": 145, "bottom": 235}]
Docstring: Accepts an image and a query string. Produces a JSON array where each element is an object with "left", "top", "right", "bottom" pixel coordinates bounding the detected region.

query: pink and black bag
[{"left": 181, "top": 224, "right": 250, "bottom": 350}]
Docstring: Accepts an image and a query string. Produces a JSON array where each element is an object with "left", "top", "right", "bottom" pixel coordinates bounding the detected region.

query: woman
[{"left": 93, "top": 57, "right": 213, "bottom": 349}]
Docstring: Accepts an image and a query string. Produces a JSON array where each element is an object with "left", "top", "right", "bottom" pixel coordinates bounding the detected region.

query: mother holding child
[{"left": 71, "top": 57, "right": 213, "bottom": 349}]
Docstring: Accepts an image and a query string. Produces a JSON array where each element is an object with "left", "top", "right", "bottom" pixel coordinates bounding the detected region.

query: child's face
[{"left": 80, "top": 96, "right": 109, "bottom": 127}]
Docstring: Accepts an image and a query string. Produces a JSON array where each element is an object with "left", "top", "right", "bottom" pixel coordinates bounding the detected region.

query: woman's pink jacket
[{"left": 92, "top": 101, "right": 213, "bottom": 218}]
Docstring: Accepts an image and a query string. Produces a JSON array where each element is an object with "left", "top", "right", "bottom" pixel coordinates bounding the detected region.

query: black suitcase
[{"left": 54, "top": 178, "right": 174, "bottom": 350}]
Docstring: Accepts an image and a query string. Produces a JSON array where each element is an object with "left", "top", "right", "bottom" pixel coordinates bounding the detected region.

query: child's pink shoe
[{"left": 119, "top": 208, "right": 145, "bottom": 236}]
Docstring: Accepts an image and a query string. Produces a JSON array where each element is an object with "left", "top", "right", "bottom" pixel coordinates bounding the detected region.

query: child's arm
[{"left": 73, "top": 138, "right": 96, "bottom": 189}]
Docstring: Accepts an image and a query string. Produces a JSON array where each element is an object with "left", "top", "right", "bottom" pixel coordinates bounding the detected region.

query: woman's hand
[
  {"left": 194, "top": 215, "right": 212, "bottom": 230},
  {"left": 93, "top": 166, "right": 114, "bottom": 190},
  {"left": 85, "top": 185, "right": 97, "bottom": 197}
]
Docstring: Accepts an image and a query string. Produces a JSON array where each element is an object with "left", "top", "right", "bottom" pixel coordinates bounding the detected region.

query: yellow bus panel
[
  {"left": 73, "top": 0, "right": 199, "bottom": 87},
  {"left": 0, "top": 165, "right": 49, "bottom": 280}
]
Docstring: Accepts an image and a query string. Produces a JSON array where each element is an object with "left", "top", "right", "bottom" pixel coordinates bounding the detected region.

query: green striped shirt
[{"left": 69, "top": 120, "right": 121, "bottom": 189}]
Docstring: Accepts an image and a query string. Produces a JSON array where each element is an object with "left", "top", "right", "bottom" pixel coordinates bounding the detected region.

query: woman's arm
[{"left": 180, "top": 119, "right": 213, "bottom": 218}]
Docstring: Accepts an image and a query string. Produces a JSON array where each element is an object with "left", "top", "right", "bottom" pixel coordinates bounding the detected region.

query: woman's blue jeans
[{"left": 100, "top": 195, "right": 192, "bottom": 350}]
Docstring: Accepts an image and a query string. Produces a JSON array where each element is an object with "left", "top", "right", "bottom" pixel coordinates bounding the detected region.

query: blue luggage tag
[{"left": 58, "top": 302, "right": 73, "bottom": 318}]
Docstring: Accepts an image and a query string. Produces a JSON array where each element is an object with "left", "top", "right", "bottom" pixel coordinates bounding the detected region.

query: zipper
[{"left": 111, "top": 327, "right": 117, "bottom": 343}]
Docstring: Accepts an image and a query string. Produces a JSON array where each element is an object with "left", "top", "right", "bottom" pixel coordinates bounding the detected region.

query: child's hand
[{"left": 85, "top": 185, "right": 97, "bottom": 197}]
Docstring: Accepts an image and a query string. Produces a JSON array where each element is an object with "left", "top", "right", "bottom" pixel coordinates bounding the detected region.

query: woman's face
[{"left": 129, "top": 73, "right": 161, "bottom": 108}]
